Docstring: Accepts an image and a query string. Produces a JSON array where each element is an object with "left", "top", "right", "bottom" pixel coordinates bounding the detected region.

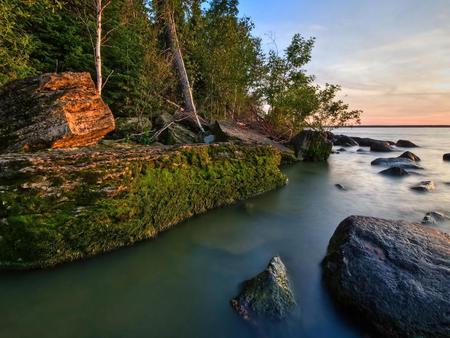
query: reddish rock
[{"left": 0, "top": 72, "right": 115, "bottom": 153}]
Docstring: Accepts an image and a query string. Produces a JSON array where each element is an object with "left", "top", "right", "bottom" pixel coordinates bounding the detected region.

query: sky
[{"left": 238, "top": 0, "right": 450, "bottom": 125}]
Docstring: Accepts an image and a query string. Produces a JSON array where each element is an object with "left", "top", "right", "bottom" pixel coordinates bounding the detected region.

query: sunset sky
[{"left": 239, "top": 0, "right": 450, "bottom": 125}]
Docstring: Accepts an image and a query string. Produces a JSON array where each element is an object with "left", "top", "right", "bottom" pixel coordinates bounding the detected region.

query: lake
[{"left": 1, "top": 128, "right": 449, "bottom": 338}]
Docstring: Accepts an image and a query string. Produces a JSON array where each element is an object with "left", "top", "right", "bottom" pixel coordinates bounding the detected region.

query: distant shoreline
[{"left": 342, "top": 125, "right": 450, "bottom": 128}]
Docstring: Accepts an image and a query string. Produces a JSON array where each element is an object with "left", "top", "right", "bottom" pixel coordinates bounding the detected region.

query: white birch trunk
[{"left": 95, "top": 0, "right": 103, "bottom": 96}]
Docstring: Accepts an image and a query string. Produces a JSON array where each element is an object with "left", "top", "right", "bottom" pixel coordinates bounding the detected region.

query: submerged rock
[
  {"left": 379, "top": 167, "right": 409, "bottom": 177},
  {"left": 422, "top": 211, "right": 450, "bottom": 225},
  {"left": 291, "top": 130, "right": 332, "bottom": 161},
  {"left": 231, "top": 256, "right": 296, "bottom": 321},
  {"left": 411, "top": 180, "right": 435, "bottom": 192},
  {"left": 396, "top": 139, "right": 418, "bottom": 148},
  {"left": 335, "top": 184, "right": 347, "bottom": 191},
  {"left": 0, "top": 72, "right": 115, "bottom": 153},
  {"left": 443, "top": 153, "right": 450, "bottom": 161},
  {"left": 322, "top": 215, "right": 450, "bottom": 338}
]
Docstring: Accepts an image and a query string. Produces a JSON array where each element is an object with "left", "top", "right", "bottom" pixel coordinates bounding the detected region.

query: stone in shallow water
[
  {"left": 422, "top": 211, "right": 450, "bottom": 225},
  {"left": 398, "top": 151, "right": 421, "bottom": 161},
  {"left": 396, "top": 139, "right": 418, "bottom": 148},
  {"left": 231, "top": 256, "right": 296, "bottom": 321},
  {"left": 443, "top": 153, "right": 450, "bottom": 161},
  {"left": 322, "top": 215, "right": 450, "bottom": 338},
  {"left": 411, "top": 180, "right": 435, "bottom": 192},
  {"left": 379, "top": 166, "right": 409, "bottom": 177}
]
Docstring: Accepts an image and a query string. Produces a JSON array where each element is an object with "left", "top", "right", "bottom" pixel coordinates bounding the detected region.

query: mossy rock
[
  {"left": 231, "top": 256, "right": 296, "bottom": 321},
  {"left": 0, "top": 143, "right": 286, "bottom": 269},
  {"left": 291, "top": 130, "right": 332, "bottom": 161}
]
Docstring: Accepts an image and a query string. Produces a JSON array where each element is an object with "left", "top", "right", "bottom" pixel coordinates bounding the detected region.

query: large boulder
[
  {"left": 291, "top": 130, "right": 332, "bottom": 161},
  {"left": 322, "top": 216, "right": 450, "bottom": 338},
  {"left": 352, "top": 136, "right": 395, "bottom": 147},
  {"left": 396, "top": 139, "right": 418, "bottom": 148},
  {"left": 231, "top": 256, "right": 296, "bottom": 321},
  {"left": 0, "top": 72, "right": 115, "bottom": 153},
  {"left": 443, "top": 153, "right": 450, "bottom": 161},
  {"left": 154, "top": 112, "right": 199, "bottom": 145}
]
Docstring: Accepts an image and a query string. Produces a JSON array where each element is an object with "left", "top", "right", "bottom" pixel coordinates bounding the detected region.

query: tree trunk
[
  {"left": 95, "top": 0, "right": 103, "bottom": 96},
  {"left": 164, "top": 5, "right": 205, "bottom": 133}
]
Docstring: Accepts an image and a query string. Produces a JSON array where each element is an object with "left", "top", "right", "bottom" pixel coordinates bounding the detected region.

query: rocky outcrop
[
  {"left": 422, "top": 211, "right": 450, "bottom": 225},
  {"left": 411, "top": 180, "right": 435, "bottom": 192},
  {"left": 0, "top": 72, "right": 115, "bottom": 153},
  {"left": 0, "top": 143, "right": 287, "bottom": 269},
  {"left": 396, "top": 139, "right": 418, "bottom": 148},
  {"left": 379, "top": 167, "right": 409, "bottom": 177},
  {"left": 443, "top": 153, "right": 450, "bottom": 161},
  {"left": 322, "top": 216, "right": 450, "bottom": 338},
  {"left": 231, "top": 256, "right": 296, "bottom": 321},
  {"left": 291, "top": 130, "right": 332, "bottom": 161}
]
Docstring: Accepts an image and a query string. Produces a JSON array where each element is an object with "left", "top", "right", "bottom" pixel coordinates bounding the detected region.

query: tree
[{"left": 158, "top": 0, "right": 204, "bottom": 132}]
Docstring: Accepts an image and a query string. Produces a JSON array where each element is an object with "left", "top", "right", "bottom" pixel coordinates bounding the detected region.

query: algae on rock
[{"left": 0, "top": 143, "right": 286, "bottom": 269}]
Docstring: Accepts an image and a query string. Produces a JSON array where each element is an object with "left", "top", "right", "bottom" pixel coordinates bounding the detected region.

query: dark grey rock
[
  {"left": 399, "top": 151, "right": 421, "bottom": 162},
  {"left": 443, "top": 153, "right": 450, "bottom": 161},
  {"left": 332, "top": 135, "right": 359, "bottom": 147},
  {"left": 379, "top": 167, "right": 409, "bottom": 177},
  {"left": 422, "top": 211, "right": 450, "bottom": 225},
  {"left": 335, "top": 184, "right": 347, "bottom": 191},
  {"left": 411, "top": 180, "right": 435, "bottom": 192},
  {"left": 396, "top": 139, "right": 418, "bottom": 148},
  {"left": 322, "top": 215, "right": 450, "bottom": 338},
  {"left": 337, "top": 147, "right": 347, "bottom": 152},
  {"left": 231, "top": 256, "right": 296, "bottom": 321},
  {"left": 370, "top": 141, "right": 393, "bottom": 152},
  {"left": 352, "top": 136, "right": 395, "bottom": 147}
]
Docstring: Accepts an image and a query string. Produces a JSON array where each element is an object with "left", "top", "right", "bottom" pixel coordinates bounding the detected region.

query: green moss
[{"left": 0, "top": 144, "right": 286, "bottom": 269}]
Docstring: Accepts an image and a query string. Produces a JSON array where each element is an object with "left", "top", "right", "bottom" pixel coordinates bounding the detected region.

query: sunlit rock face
[
  {"left": 323, "top": 215, "right": 450, "bottom": 338},
  {"left": 0, "top": 72, "right": 115, "bottom": 153}
]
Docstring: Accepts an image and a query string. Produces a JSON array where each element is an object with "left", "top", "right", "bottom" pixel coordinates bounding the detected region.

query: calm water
[{"left": 1, "top": 128, "right": 449, "bottom": 338}]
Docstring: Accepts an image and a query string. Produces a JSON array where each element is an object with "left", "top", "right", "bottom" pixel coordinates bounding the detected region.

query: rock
[
  {"left": 231, "top": 256, "right": 296, "bottom": 321},
  {"left": 396, "top": 139, "right": 418, "bottom": 148},
  {"left": 443, "top": 153, "right": 450, "bottom": 161},
  {"left": 337, "top": 147, "right": 347, "bottom": 152},
  {"left": 291, "top": 130, "right": 332, "bottom": 161},
  {"left": 371, "top": 153, "right": 423, "bottom": 169},
  {"left": 332, "top": 134, "right": 359, "bottom": 147},
  {"left": 422, "top": 211, "right": 450, "bottom": 225},
  {"left": 322, "top": 215, "right": 450, "bottom": 338},
  {"left": 370, "top": 141, "right": 393, "bottom": 152},
  {"left": 0, "top": 143, "right": 287, "bottom": 269},
  {"left": 357, "top": 148, "right": 367, "bottom": 153},
  {"left": 411, "top": 180, "right": 435, "bottom": 192},
  {"left": 108, "top": 116, "right": 152, "bottom": 140},
  {"left": 335, "top": 184, "right": 347, "bottom": 191},
  {"left": 352, "top": 136, "right": 395, "bottom": 147},
  {"left": 0, "top": 72, "right": 115, "bottom": 153},
  {"left": 155, "top": 112, "right": 199, "bottom": 145},
  {"left": 209, "top": 120, "right": 294, "bottom": 156},
  {"left": 398, "top": 151, "right": 421, "bottom": 161},
  {"left": 379, "top": 167, "right": 409, "bottom": 176},
  {"left": 203, "top": 134, "right": 215, "bottom": 144}
]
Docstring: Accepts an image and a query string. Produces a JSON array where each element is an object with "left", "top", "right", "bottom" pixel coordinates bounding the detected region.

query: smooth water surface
[{"left": 1, "top": 128, "right": 449, "bottom": 338}]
